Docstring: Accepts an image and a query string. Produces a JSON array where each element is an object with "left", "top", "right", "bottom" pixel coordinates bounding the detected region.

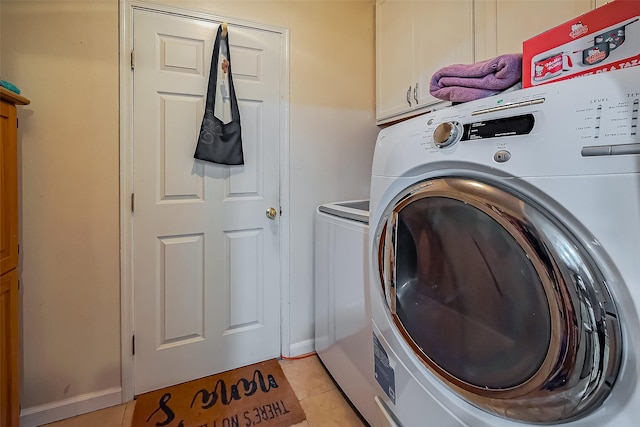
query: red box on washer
[{"left": 522, "top": 0, "right": 640, "bottom": 87}]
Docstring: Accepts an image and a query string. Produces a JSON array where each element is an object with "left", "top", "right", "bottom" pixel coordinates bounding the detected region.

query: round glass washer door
[{"left": 375, "top": 177, "right": 622, "bottom": 424}]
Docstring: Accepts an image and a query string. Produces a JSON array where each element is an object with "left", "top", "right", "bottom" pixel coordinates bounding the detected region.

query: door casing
[{"left": 118, "top": 0, "right": 291, "bottom": 402}]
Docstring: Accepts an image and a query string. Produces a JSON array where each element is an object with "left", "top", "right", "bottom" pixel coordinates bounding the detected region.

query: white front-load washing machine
[{"left": 369, "top": 66, "right": 640, "bottom": 427}]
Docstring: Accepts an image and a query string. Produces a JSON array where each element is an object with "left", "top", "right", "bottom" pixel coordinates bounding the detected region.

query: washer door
[{"left": 375, "top": 177, "right": 621, "bottom": 423}]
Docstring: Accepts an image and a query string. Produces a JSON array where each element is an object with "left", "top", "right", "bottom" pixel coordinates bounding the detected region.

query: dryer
[
  {"left": 369, "top": 67, "right": 640, "bottom": 426},
  {"left": 315, "top": 200, "right": 380, "bottom": 425}
]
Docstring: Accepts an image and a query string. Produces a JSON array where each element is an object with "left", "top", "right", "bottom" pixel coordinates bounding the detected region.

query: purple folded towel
[{"left": 430, "top": 54, "right": 523, "bottom": 103}]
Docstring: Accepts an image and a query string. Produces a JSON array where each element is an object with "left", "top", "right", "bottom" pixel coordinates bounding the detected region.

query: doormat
[{"left": 132, "top": 359, "right": 306, "bottom": 427}]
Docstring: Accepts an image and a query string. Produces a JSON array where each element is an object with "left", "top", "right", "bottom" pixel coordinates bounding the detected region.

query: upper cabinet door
[
  {"left": 1, "top": 101, "right": 18, "bottom": 276},
  {"left": 414, "top": 0, "right": 474, "bottom": 107},
  {"left": 376, "top": 0, "right": 415, "bottom": 121},
  {"left": 376, "top": 0, "right": 474, "bottom": 124},
  {"left": 476, "top": 0, "right": 594, "bottom": 60}
]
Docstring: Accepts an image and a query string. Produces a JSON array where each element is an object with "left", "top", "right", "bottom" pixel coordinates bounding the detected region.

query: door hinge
[
  {"left": 132, "top": 335, "right": 135, "bottom": 356},
  {"left": 130, "top": 50, "right": 135, "bottom": 70},
  {"left": 131, "top": 193, "right": 135, "bottom": 213}
]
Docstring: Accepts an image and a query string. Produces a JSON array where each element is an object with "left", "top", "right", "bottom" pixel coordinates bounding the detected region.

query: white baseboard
[
  {"left": 20, "top": 387, "right": 122, "bottom": 427},
  {"left": 289, "top": 338, "right": 315, "bottom": 357}
]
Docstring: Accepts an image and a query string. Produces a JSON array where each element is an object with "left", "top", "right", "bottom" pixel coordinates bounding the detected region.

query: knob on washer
[{"left": 433, "top": 121, "right": 462, "bottom": 148}]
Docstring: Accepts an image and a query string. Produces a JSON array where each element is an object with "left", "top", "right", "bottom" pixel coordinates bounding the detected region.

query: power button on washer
[{"left": 494, "top": 150, "right": 511, "bottom": 163}]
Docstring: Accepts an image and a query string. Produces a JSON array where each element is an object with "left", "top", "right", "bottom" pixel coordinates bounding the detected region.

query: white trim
[
  {"left": 127, "top": 0, "right": 287, "bottom": 34},
  {"left": 119, "top": 0, "right": 135, "bottom": 403},
  {"left": 279, "top": 27, "right": 291, "bottom": 358},
  {"left": 119, "top": 0, "right": 291, "bottom": 401},
  {"left": 20, "top": 387, "right": 122, "bottom": 427},
  {"left": 289, "top": 339, "right": 316, "bottom": 358}
]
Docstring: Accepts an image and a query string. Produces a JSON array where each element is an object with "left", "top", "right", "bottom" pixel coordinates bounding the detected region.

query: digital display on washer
[{"left": 462, "top": 114, "right": 535, "bottom": 141}]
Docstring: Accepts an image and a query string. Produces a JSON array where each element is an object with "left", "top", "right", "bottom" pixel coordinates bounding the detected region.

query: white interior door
[{"left": 132, "top": 8, "right": 283, "bottom": 394}]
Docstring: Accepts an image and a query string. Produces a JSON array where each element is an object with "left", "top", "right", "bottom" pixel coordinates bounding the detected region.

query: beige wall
[
  {"left": 2, "top": 0, "right": 121, "bottom": 410},
  {"left": 1, "top": 0, "right": 376, "bottom": 416}
]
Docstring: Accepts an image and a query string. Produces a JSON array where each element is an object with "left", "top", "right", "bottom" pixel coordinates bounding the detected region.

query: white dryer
[
  {"left": 314, "top": 200, "right": 380, "bottom": 425},
  {"left": 369, "top": 67, "right": 640, "bottom": 427}
]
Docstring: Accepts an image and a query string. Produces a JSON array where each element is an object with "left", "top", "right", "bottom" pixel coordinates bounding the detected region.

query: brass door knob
[{"left": 266, "top": 207, "right": 277, "bottom": 220}]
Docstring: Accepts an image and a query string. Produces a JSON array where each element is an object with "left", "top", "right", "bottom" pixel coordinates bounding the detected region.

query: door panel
[
  {"left": 375, "top": 0, "right": 415, "bottom": 120},
  {"left": 1, "top": 270, "right": 19, "bottom": 427},
  {"left": 1, "top": 102, "right": 18, "bottom": 276},
  {"left": 132, "top": 9, "right": 282, "bottom": 394}
]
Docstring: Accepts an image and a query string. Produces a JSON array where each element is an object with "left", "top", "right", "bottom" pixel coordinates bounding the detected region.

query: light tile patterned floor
[{"left": 41, "top": 355, "right": 366, "bottom": 427}]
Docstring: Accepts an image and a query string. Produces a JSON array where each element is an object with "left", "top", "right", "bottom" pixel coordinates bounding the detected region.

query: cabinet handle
[
  {"left": 406, "top": 86, "right": 412, "bottom": 107},
  {"left": 414, "top": 82, "right": 419, "bottom": 104}
]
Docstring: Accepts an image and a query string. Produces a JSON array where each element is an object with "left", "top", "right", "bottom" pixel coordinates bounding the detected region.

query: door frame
[{"left": 118, "top": 0, "right": 291, "bottom": 402}]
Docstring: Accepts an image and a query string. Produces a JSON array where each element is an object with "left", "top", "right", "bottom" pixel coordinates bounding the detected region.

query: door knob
[{"left": 266, "top": 207, "right": 278, "bottom": 220}]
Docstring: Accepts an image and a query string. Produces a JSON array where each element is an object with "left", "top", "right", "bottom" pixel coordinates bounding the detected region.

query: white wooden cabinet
[
  {"left": 376, "top": 0, "right": 474, "bottom": 123},
  {"left": 376, "top": 0, "right": 596, "bottom": 124},
  {"left": 376, "top": 0, "right": 416, "bottom": 122},
  {"left": 475, "top": 0, "right": 595, "bottom": 60}
]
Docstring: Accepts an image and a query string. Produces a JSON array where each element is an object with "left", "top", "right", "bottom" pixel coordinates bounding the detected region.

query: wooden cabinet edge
[
  {"left": 0, "top": 85, "right": 26, "bottom": 427},
  {"left": 0, "top": 87, "right": 30, "bottom": 106}
]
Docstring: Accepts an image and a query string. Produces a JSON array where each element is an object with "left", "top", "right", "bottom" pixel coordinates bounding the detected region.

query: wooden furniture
[
  {"left": 375, "top": 0, "right": 596, "bottom": 124},
  {"left": 1, "top": 86, "right": 29, "bottom": 427}
]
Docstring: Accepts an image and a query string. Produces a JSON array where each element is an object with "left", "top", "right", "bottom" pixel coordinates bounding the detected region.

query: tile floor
[{"left": 41, "top": 355, "right": 367, "bottom": 427}]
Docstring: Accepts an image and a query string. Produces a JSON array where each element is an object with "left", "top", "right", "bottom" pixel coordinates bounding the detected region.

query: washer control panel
[{"left": 431, "top": 114, "right": 535, "bottom": 149}]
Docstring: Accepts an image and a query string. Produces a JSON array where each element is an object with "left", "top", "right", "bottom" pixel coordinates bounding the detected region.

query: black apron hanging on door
[{"left": 194, "top": 24, "right": 244, "bottom": 165}]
